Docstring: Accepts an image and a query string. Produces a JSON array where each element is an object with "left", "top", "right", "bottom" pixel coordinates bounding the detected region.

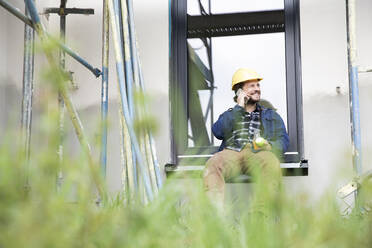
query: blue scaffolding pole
[
  {"left": 345, "top": 0, "right": 362, "bottom": 177},
  {"left": 100, "top": 0, "right": 110, "bottom": 179}
]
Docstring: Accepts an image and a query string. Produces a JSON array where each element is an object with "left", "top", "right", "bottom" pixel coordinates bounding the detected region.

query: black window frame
[{"left": 169, "top": 0, "right": 305, "bottom": 166}]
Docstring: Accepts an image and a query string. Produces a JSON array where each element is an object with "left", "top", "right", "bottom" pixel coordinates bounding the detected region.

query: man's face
[{"left": 241, "top": 80, "right": 261, "bottom": 103}]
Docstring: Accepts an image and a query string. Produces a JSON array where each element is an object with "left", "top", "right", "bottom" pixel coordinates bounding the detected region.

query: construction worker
[{"left": 203, "top": 68, "right": 289, "bottom": 213}]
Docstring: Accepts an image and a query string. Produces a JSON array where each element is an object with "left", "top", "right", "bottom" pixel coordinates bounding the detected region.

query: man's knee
[
  {"left": 257, "top": 151, "right": 282, "bottom": 178},
  {"left": 264, "top": 151, "right": 280, "bottom": 166},
  {"left": 248, "top": 151, "right": 280, "bottom": 173},
  {"left": 204, "top": 153, "right": 223, "bottom": 178},
  {"left": 260, "top": 151, "right": 280, "bottom": 167}
]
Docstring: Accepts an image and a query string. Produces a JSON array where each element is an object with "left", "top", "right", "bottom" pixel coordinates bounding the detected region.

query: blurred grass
[
  {"left": 1, "top": 134, "right": 372, "bottom": 248},
  {"left": 1, "top": 35, "right": 372, "bottom": 248}
]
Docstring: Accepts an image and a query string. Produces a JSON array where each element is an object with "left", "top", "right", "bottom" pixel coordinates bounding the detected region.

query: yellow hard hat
[{"left": 231, "top": 68, "right": 263, "bottom": 90}]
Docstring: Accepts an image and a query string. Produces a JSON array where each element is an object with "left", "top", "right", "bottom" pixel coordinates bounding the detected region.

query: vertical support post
[
  {"left": 24, "top": 0, "right": 104, "bottom": 199},
  {"left": 59, "top": 1, "right": 66, "bottom": 68},
  {"left": 108, "top": 0, "right": 154, "bottom": 201},
  {"left": 207, "top": 0, "right": 214, "bottom": 145},
  {"left": 127, "top": 0, "right": 163, "bottom": 189},
  {"left": 346, "top": 0, "right": 363, "bottom": 176},
  {"left": 21, "top": 4, "right": 35, "bottom": 191},
  {"left": 113, "top": 0, "right": 138, "bottom": 192},
  {"left": 120, "top": 0, "right": 135, "bottom": 119},
  {"left": 100, "top": 0, "right": 109, "bottom": 178},
  {"left": 57, "top": 0, "right": 67, "bottom": 191},
  {"left": 119, "top": 1, "right": 140, "bottom": 194}
]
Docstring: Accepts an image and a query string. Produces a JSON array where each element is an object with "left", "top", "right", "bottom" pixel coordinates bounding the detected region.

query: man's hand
[
  {"left": 254, "top": 138, "right": 272, "bottom": 151},
  {"left": 237, "top": 89, "right": 250, "bottom": 107},
  {"left": 261, "top": 140, "right": 272, "bottom": 151}
]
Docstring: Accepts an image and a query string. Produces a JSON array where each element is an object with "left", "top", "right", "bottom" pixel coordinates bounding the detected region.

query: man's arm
[
  {"left": 212, "top": 113, "right": 226, "bottom": 140},
  {"left": 212, "top": 110, "right": 233, "bottom": 140},
  {"left": 269, "top": 112, "right": 290, "bottom": 154}
]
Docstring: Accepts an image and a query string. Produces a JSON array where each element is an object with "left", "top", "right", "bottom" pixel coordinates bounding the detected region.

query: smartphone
[{"left": 236, "top": 89, "right": 249, "bottom": 105}]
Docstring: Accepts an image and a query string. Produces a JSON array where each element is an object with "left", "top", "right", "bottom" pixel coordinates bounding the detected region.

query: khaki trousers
[{"left": 203, "top": 145, "right": 281, "bottom": 212}]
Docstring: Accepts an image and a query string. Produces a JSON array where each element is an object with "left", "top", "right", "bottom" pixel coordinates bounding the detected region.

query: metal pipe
[
  {"left": 57, "top": 0, "right": 67, "bottom": 192},
  {"left": 121, "top": 0, "right": 146, "bottom": 194},
  {"left": 144, "top": 133, "right": 158, "bottom": 194},
  {"left": 114, "top": 0, "right": 138, "bottom": 191},
  {"left": 126, "top": 0, "right": 139, "bottom": 89},
  {"left": 148, "top": 134, "right": 162, "bottom": 188},
  {"left": 21, "top": 5, "right": 35, "bottom": 191},
  {"left": 127, "top": 0, "right": 163, "bottom": 188},
  {"left": 108, "top": 0, "right": 154, "bottom": 201},
  {"left": 208, "top": 0, "right": 214, "bottom": 145},
  {"left": 123, "top": 113, "right": 136, "bottom": 202},
  {"left": 208, "top": 41, "right": 214, "bottom": 144},
  {"left": 60, "top": 1, "right": 67, "bottom": 68},
  {"left": 24, "top": 0, "right": 104, "bottom": 198},
  {"left": 346, "top": 0, "right": 362, "bottom": 176},
  {"left": 118, "top": 104, "right": 129, "bottom": 203},
  {"left": 120, "top": 0, "right": 135, "bottom": 119},
  {"left": 0, "top": 0, "right": 101, "bottom": 77},
  {"left": 53, "top": 37, "right": 102, "bottom": 77},
  {"left": 113, "top": 0, "right": 137, "bottom": 198},
  {"left": 123, "top": 0, "right": 157, "bottom": 193},
  {"left": 100, "top": 0, "right": 109, "bottom": 179},
  {"left": 44, "top": 7, "right": 94, "bottom": 15}
]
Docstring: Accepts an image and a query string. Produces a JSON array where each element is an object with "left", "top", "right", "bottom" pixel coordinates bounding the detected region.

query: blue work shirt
[{"left": 212, "top": 104, "right": 289, "bottom": 158}]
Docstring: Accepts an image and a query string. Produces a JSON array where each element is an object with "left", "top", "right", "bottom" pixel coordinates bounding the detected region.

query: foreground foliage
[{"left": 0, "top": 135, "right": 372, "bottom": 248}]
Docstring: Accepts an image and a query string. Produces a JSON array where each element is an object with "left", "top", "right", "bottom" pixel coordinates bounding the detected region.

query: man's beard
[
  {"left": 247, "top": 98, "right": 260, "bottom": 104},
  {"left": 247, "top": 91, "right": 260, "bottom": 104}
]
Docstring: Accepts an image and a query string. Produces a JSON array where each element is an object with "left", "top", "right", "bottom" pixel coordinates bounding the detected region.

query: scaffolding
[{"left": 0, "top": 0, "right": 162, "bottom": 203}]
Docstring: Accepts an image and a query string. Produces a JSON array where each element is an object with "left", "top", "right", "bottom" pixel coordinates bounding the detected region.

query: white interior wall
[
  {"left": 296, "top": 0, "right": 372, "bottom": 197},
  {"left": 1, "top": 0, "right": 372, "bottom": 199},
  {"left": 5, "top": 1, "right": 24, "bottom": 90},
  {"left": 0, "top": 6, "right": 7, "bottom": 130}
]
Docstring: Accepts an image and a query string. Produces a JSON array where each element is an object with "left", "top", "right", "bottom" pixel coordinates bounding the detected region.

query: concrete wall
[{"left": 1, "top": 0, "right": 372, "bottom": 199}]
